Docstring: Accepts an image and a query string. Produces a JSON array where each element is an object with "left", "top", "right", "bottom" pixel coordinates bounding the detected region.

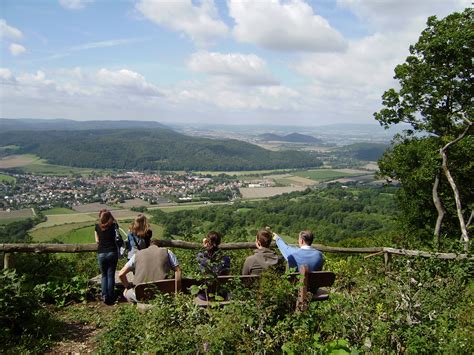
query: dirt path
[{"left": 47, "top": 301, "right": 118, "bottom": 353}]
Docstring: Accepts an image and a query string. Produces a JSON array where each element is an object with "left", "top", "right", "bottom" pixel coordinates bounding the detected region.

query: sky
[{"left": 0, "top": 0, "right": 470, "bottom": 126}]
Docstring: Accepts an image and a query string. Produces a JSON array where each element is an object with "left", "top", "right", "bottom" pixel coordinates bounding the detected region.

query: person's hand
[{"left": 272, "top": 232, "right": 278, "bottom": 241}]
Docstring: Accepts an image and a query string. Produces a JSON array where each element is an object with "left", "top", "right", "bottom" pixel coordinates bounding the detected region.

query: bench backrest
[{"left": 134, "top": 271, "right": 336, "bottom": 302}]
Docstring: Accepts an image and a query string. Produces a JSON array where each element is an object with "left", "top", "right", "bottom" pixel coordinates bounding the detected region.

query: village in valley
[{"left": 0, "top": 172, "right": 244, "bottom": 212}]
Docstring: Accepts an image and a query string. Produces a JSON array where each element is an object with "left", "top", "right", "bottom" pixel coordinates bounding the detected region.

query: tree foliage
[{"left": 374, "top": 9, "right": 473, "bottom": 245}]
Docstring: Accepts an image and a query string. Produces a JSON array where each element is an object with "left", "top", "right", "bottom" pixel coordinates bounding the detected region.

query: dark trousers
[{"left": 98, "top": 251, "right": 118, "bottom": 304}]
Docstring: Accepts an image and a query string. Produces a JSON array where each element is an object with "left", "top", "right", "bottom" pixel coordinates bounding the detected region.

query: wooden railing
[{"left": 0, "top": 240, "right": 470, "bottom": 269}]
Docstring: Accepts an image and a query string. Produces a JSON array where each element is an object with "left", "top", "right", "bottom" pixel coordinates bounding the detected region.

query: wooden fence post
[
  {"left": 384, "top": 252, "right": 392, "bottom": 271},
  {"left": 4, "top": 253, "right": 12, "bottom": 269}
]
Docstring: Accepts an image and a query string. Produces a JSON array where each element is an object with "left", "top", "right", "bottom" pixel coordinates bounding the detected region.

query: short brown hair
[
  {"left": 256, "top": 229, "right": 272, "bottom": 248},
  {"left": 299, "top": 230, "right": 314, "bottom": 246}
]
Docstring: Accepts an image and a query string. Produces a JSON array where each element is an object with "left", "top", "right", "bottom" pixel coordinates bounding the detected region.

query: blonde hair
[{"left": 129, "top": 214, "right": 150, "bottom": 238}]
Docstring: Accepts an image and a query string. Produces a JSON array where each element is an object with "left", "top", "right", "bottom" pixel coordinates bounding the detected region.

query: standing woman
[
  {"left": 127, "top": 214, "right": 152, "bottom": 260},
  {"left": 95, "top": 210, "right": 119, "bottom": 305}
]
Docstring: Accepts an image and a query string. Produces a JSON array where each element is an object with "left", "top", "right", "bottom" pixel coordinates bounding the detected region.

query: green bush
[{"left": 0, "top": 269, "right": 59, "bottom": 352}]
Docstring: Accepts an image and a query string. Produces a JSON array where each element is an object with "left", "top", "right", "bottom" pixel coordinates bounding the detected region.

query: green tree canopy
[{"left": 374, "top": 9, "right": 473, "bottom": 248}]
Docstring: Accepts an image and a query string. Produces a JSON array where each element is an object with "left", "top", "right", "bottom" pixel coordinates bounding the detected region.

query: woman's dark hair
[
  {"left": 205, "top": 231, "right": 221, "bottom": 256},
  {"left": 99, "top": 211, "right": 114, "bottom": 231}
]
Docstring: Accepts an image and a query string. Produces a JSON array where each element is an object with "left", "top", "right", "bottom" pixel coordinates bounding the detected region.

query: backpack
[{"left": 114, "top": 225, "right": 126, "bottom": 258}]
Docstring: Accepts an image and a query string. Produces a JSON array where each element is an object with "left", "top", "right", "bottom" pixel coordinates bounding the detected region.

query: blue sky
[{"left": 0, "top": 0, "right": 470, "bottom": 125}]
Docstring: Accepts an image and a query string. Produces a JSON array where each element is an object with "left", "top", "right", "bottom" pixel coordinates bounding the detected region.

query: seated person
[
  {"left": 273, "top": 230, "right": 323, "bottom": 272},
  {"left": 196, "top": 231, "right": 230, "bottom": 277},
  {"left": 196, "top": 231, "right": 230, "bottom": 302},
  {"left": 119, "top": 240, "right": 180, "bottom": 303},
  {"left": 242, "top": 229, "right": 282, "bottom": 275}
]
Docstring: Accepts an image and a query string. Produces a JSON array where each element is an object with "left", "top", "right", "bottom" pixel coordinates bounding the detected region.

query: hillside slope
[{"left": 0, "top": 128, "right": 322, "bottom": 171}]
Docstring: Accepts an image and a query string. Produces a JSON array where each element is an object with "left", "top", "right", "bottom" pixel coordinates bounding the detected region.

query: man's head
[
  {"left": 256, "top": 229, "right": 272, "bottom": 248},
  {"left": 298, "top": 230, "right": 314, "bottom": 247}
]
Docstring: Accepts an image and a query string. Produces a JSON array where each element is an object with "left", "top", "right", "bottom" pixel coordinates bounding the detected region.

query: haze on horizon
[{"left": 0, "top": 0, "right": 469, "bottom": 126}]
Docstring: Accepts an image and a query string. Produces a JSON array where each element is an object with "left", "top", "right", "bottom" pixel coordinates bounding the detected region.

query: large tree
[{"left": 374, "top": 9, "right": 473, "bottom": 249}]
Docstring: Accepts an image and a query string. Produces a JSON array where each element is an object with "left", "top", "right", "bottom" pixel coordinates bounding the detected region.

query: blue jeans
[{"left": 98, "top": 251, "right": 118, "bottom": 304}]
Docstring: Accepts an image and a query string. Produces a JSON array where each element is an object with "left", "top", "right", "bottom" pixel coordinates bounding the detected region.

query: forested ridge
[{"left": 0, "top": 128, "right": 322, "bottom": 171}]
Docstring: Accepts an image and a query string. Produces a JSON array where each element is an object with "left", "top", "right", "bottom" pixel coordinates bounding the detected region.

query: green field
[
  {"left": 0, "top": 174, "right": 16, "bottom": 183},
  {"left": 292, "top": 169, "right": 357, "bottom": 181},
  {"left": 44, "top": 207, "right": 77, "bottom": 215},
  {"left": 153, "top": 204, "right": 211, "bottom": 213},
  {"left": 31, "top": 222, "right": 94, "bottom": 242},
  {"left": 19, "top": 162, "right": 98, "bottom": 176}
]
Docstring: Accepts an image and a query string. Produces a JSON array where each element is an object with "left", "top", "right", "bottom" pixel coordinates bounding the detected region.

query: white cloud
[
  {"left": 0, "top": 68, "right": 14, "bottom": 81},
  {"left": 0, "top": 19, "right": 23, "bottom": 40},
  {"left": 337, "top": 0, "right": 471, "bottom": 30},
  {"left": 136, "top": 0, "right": 228, "bottom": 47},
  {"left": 9, "top": 43, "right": 26, "bottom": 56},
  {"left": 188, "top": 51, "right": 278, "bottom": 86},
  {"left": 96, "top": 68, "right": 163, "bottom": 97},
  {"left": 58, "top": 0, "right": 94, "bottom": 10},
  {"left": 228, "top": 0, "right": 346, "bottom": 52}
]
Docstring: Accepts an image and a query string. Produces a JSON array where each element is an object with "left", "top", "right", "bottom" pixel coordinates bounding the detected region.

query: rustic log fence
[{"left": 0, "top": 240, "right": 470, "bottom": 270}]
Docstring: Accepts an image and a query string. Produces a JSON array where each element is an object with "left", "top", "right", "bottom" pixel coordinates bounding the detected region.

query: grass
[
  {"left": 292, "top": 169, "right": 357, "bottom": 181},
  {"left": 0, "top": 217, "right": 30, "bottom": 225},
  {"left": 31, "top": 222, "right": 95, "bottom": 242},
  {"left": 152, "top": 204, "right": 212, "bottom": 213},
  {"left": 34, "top": 214, "right": 96, "bottom": 229},
  {"left": 44, "top": 207, "right": 77, "bottom": 215},
  {"left": 0, "top": 174, "right": 16, "bottom": 183},
  {"left": 0, "top": 154, "right": 112, "bottom": 176}
]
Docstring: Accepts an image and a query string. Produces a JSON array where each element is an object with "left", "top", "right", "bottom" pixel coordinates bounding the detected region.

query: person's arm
[
  {"left": 118, "top": 256, "right": 135, "bottom": 289},
  {"left": 167, "top": 250, "right": 180, "bottom": 271},
  {"left": 273, "top": 233, "right": 297, "bottom": 261},
  {"left": 95, "top": 231, "right": 99, "bottom": 244}
]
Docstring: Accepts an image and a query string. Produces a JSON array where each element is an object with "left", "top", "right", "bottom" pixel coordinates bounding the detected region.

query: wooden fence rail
[{"left": 1, "top": 241, "right": 470, "bottom": 269}]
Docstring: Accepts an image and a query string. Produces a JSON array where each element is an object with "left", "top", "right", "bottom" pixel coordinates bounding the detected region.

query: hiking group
[{"left": 95, "top": 210, "right": 324, "bottom": 305}]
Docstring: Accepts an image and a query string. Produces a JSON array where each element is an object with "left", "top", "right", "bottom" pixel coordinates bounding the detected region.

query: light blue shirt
[{"left": 275, "top": 235, "right": 323, "bottom": 272}]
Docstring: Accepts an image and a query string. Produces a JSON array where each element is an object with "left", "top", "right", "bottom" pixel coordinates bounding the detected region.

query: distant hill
[
  {"left": 337, "top": 143, "right": 389, "bottom": 161},
  {"left": 259, "top": 132, "right": 322, "bottom": 143},
  {"left": 0, "top": 118, "right": 169, "bottom": 131},
  {"left": 0, "top": 128, "right": 322, "bottom": 171}
]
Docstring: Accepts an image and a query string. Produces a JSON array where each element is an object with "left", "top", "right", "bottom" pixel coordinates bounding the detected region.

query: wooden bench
[{"left": 134, "top": 268, "right": 335, "bottom": 310}]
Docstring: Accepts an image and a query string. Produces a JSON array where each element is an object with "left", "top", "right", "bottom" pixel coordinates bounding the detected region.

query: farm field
[
  {"left": 73, "top": 203, "right": 116, "bottom": 213},
  {"left": 0, "top": 174, "right": 16, "bottom": 183},
  {"left": 272, "top": 174, "right": 316, "bottom": 186},
  {"left": 193, "top": 168, "right": 294, "bottom": 176},
  {"left": 0, "top": 154, "right": 42, "bottom": 169},
  {"left": 0, "top": 153, "right": 110, "bottom": 176},
  {"left": 31, "top": 219, "right": 164, "bottom": 243},
  {"left": 119, "top": 198, "right": 151, "bottom": 209},
  {"left": 292, "top": 169, "right": 360, "bottom": 181},
  {"left": 239, "top": 186, "right": 306, "bottom": 199},
  {"left": 152, "top": 204, "right": 213, "bottom": 213},
  {"left": 31, "top": 221, "right": 95, "bottom": 242},
  {"left": 0, "top": 208, "right": 34, "bottom": 225},
  {"left": 34, "top": 213, "right": 96, "bottom": 229},
  {"left": 44, "top": 207, "right": 77, "bottom": 215}
]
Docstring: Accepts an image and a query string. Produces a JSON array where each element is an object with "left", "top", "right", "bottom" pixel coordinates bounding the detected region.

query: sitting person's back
[
  {"left": 196, "top": 231, "right": 230, "bottom": 302},
  {"left": 118, "top": 240, "right": 180, "bottom": 303},
  {"left": 242, "top": 229, "right": 282, "bottom": 275},
  {"left": 274, "top": 230, "right": 323, "bottom": 272},
  {"left": 196, "top": 231, "right": 230, "bottom": 277}
]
